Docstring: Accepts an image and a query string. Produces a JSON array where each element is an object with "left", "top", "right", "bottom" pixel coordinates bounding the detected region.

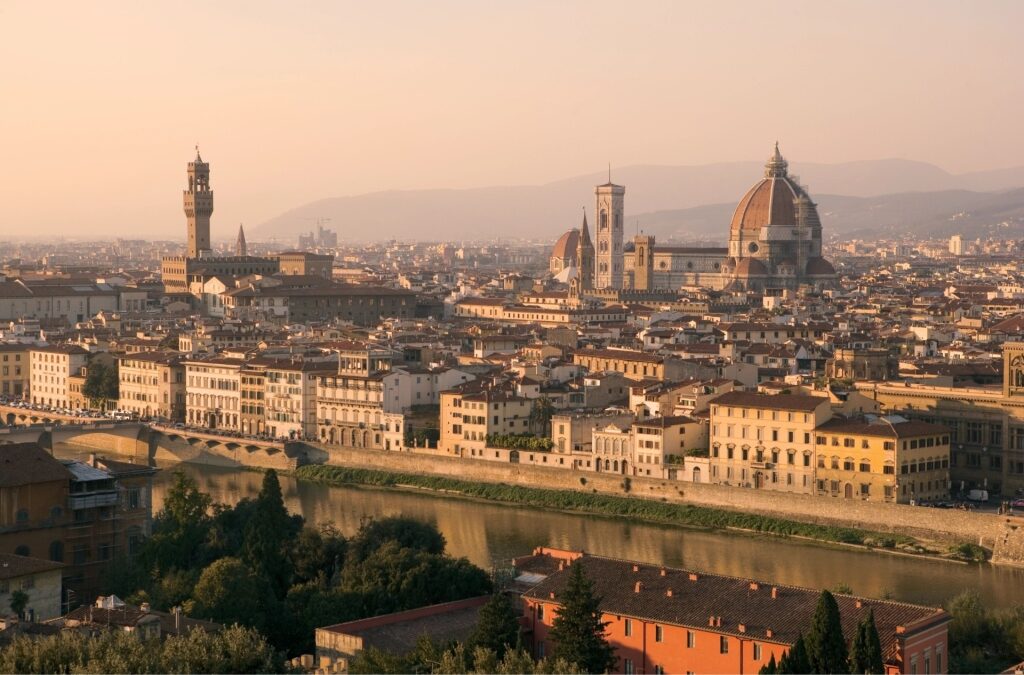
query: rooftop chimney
[
  {"left": 659, "top": 568, "right": 667, "bottom": 577},
  {"left": 738, "top": 624, "right": 746, "bottom": 633},
  {"left": 749, "top": 582, "right": 759, "bottom": 591},
  {"left": 140, "top": 602, "right": 150, "bottom": 613},
  {"left": 549, "top": 592, "right": 555, "bottom": 599},
  {"left": 689, "top": 573, "right": 699, "bottom": 581},
  {"left": 766, "top": 629, "right": 774, "bottom": 638},
  {"left": 771, "top": 587, "right": 778, "bottom": 599},
  {"left": 855, "top": 600, "right": 862, "bottom": 609},
  {"left": 666, "top": 589, "right": 674, "bottom": 598},
  {"left": 632, "top": 565, "right": 640, "bottom": 572},
  {"left": 634, "top": 582, "right": 643, "bottom": 593}
]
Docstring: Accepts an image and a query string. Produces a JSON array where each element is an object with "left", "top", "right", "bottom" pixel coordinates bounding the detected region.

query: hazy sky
[{"left": 1, "top": 0, "right": 1021, "bottom": 239}]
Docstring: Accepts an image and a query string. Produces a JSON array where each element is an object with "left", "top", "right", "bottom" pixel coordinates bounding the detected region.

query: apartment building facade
[
  {"left": 709, "top": 391, "right": 831, "bottom": 493},
  {"left": 815, "top": 417, "right": 951, "bottom": 503},
  {"left": 117, "top": 352, "right": 186, "bottom": 420},
  {"left": 0, "top": 343, "right": 30, "bottom": 398},
  {"left": 184, "top": 357, "right": 244, "bottom": 430},
  {"left": 29, "top": 345, "right": 89, "bottom": 408}
]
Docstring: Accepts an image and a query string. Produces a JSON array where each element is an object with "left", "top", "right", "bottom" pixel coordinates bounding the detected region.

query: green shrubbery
[
  {"left": 485, "top": 433, "right": 554, "bottom": 450},
  {"left": 295, "top": 465, "right": 911, "bottom": 548}
]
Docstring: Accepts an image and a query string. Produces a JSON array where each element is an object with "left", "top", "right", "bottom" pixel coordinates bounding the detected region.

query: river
[{"left": 56, "top": 447, "right": 1024, "bottom": 610}]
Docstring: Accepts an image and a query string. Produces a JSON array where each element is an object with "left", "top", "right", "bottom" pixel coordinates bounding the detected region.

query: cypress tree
[
  {"left": 807, "top": 590, "right": 848, "bottom": 674},
  {"left": 547, "top": 562, "right": 616, "bottom": 674},
  {"left": 469, "top": 592, "right": 521, "bottom": 658},
  {"left": 849, "top": 610, "right": 884, "bottom": 674},
  {"left": 242, "top": 469, "right": 293, "bottom": 596},
  {"left": 759, "top": 653, "right": 778, "bottom": 674},
  {"left": 779, "top": 633, "right": 811, "bottom": 674}
]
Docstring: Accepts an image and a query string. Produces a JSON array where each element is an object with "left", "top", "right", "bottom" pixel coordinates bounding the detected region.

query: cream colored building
[
  {"left": 0, "top": 553, "right": 64, "bottom": 621},
  {"left": 632, "top": 415, "right": 708, "bottom": 480},
  {"left": 184, "top": 357, "right": 244, "bottom": 430},
  {"left": 317, "top": 343, "right": 405, "bottom": 450},
  {"left": 709, "top": 391, "right": 831, "bottom": 493},
  {"left": 118, "top": 352, "right": 186, "bottom": 421},
  {"left": 439, "top": 385, "right": 534, "bottom": 456},
  {"left": 29, "top": 345, "right": 89, "bottom": 408},
  {"left": 265, "top": 361, "right": 332, "bottom": 440}
]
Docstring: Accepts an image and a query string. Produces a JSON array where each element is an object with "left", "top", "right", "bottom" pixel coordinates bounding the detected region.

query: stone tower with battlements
[
  {"left": 184, "top": 148, "right": 214, "bottom": 258},
  {"left": 595, "top": 176, "right": 625, "bottom": 290}
]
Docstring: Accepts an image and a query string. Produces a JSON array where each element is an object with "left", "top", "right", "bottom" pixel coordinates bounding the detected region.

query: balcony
[{"left": 69, "top": 491, "right": 119, "bottom": 510}]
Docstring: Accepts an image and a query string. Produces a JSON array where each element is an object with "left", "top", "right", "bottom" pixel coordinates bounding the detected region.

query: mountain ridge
[{"left": 254, "top": 159, "right": 1024, "bottom": 242}]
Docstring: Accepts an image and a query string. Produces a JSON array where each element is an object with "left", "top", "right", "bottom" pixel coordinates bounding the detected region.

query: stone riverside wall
[{"left": 310, "top": 443, "right": 1024, "bottom": 566}]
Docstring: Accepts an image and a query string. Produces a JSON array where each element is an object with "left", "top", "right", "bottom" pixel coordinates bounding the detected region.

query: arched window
[
  {"left": 15, "top": 509, "right": 29, "bottom": 524},
  {"left": 14, "top": 545, "right": 30, "bottom": 557},
  {"left": 600, "top": 210, "right": 608, "bottom": 230},
  {"left": 49, "top": 541, "right": 64, "bottom": 562}
]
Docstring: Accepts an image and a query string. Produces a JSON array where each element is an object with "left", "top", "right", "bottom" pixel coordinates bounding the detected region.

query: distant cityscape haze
[{"left": 1, "top": 0, "right": 1022, "bottom": 239}]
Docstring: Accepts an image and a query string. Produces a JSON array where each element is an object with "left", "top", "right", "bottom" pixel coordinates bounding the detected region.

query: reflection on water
[{"left": 54, "top": 447, "right": 1024, "bottom": 609}]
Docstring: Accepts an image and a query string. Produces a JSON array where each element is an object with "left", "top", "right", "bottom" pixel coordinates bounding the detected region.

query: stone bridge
[{"left": 0, "top": 404, "right": 309, "bottom": 471}]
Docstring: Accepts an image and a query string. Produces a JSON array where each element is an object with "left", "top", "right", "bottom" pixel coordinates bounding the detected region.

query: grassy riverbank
[{"left": 294, "top": 464, "right": 919, "bottom": 550}]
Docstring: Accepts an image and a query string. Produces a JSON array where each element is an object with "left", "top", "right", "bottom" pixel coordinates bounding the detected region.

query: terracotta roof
[
  {"left": 0, "top": 553, "right": 63, "bottom": 580},
  {"left": 0, "top": 443, "right": 73, "bottom": 487},
  {"left": 818, "top": 418, "right": 950, "bottom": 439},
  {"left": 523, "top": 554, "right": 948, "bottom": 657},
  {"left": 711, "top": 391, "right": 827, "bottom": 412},
  {"left": 551, "top": 229, "right": 580, "bottom": 261}
]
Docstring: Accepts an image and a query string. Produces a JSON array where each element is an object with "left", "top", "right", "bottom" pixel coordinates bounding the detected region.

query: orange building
[{"left": 517, "top": 548, "right": 950, "bottom": 675}]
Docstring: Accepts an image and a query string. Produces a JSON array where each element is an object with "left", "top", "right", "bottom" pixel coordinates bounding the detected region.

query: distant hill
[
  {"left": 633, "top": 188, "right": 1024, "bottom": 241},
  {"left": 254, "top": 159, "right": 1024, "bottom": 243}
]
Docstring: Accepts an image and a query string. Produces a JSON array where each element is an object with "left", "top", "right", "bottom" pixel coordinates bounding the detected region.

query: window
[
  {"left": 624, "top": 659, "right": 634, "bottom": 675},
  {"left": 687, "top": 630, "right": 696, "bottom": 648},
  {"left": 655, "top": 625, "right": 663, "bottom": 642},
  {"left": 624, "top": 618, "right": 633, "bottom": 637},
  {"left": 720, "top": 636, "right": 729, "bottom": 654},
  {"left": 654, "top": 667, "right": 664, "bottom": 675},
  {"left": 753, "top": 643, "right": 762, "bottom": 660}
]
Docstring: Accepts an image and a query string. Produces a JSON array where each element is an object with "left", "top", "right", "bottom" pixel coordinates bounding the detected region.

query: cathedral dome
[
  {"left": 551, "top": 229, "right": 579, "bottom": 261},
  {"left": 729, "top": 144, "right": 820, "bottom": 235}
]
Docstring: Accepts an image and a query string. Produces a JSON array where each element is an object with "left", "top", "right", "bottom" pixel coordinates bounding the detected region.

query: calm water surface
[{"left": 55, "top": 447, "right": 1024, "bottom": 609}]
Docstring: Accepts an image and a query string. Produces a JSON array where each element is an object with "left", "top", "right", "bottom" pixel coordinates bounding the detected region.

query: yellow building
[
  {"left": 709, "top": 391, "right": 832, "bottom": 494},
  {"left": 0, "top": 344, "right": 29, "bottom": 398},
  {"left": 439, "top": 384, "right": 534, "bottom": 456},
  {"left": 815, "top": 417, "right": 950, "bottom": 503},
  {"left": 118, "top": 352, "right": 186, "bottom": 421}
]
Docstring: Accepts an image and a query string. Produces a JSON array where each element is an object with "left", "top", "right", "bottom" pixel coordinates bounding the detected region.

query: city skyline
[{"left": 2, "top": 0, "right": 1023, "bottom": 238}]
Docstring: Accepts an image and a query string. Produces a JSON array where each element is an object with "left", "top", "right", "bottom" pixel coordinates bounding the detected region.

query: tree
[
  {"left": 468, "top": 592, "right": 521, "bottom": 658},
  {"left": 848, "top": 609, "right": 884, "bottom": 674},
  {"left": 242, "top": 469, "right": 296, "bottom": 596},
  {"left": 141, "top": 470, "right": 212, "bottom": 572},
  {"left": 9, "top": 589, "right": 28, "bottom": 619},
  {"left": 290, "top": 523, "right": 346, "bottom": 585},
  {"left": 759, "top": 653, "right": 778, "bottom": 674},
  {"left": 528, "top": 397, "right": 555, "bottom": 436},
  {"left": 778, "top": 634, "right": 811, "bottom": 674},
  {"left": 100, "top": 361, "right": 119, "bottom": 401},
  {"left": 82, "top": 362, "right": 109, "bottom": 406},
  {"left": 546, "top": 561, "right": 616, "bottom": 674},
  {"left": 806, "top": 590, "right": 848, "bottom": 674},
  {"left": 189, "top": 557, "right": 274, "bottom": 632},
  {"left": 346, "top": 516, "right": 446, "bottom": 564}
]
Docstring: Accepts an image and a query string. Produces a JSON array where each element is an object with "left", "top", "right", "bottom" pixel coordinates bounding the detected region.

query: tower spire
[{"left": 236, "top": 223, "right": 247, "bottom": 257}]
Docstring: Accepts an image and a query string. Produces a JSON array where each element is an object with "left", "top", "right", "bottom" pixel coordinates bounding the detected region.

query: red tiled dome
[
  {"left": 729, "top": 144, "right": 819, "bottom": 235},
  {"left": 551, "top": 229, "right": 579, "bottom": 261}
]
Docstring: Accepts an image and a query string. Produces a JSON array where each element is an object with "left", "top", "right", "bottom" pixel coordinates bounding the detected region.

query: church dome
[
  {"left": 729, "top": 144, "right": 820, "bottom": 235},
  {"left": 551, "top": 229, "right": 579, "bottom": 261}
]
